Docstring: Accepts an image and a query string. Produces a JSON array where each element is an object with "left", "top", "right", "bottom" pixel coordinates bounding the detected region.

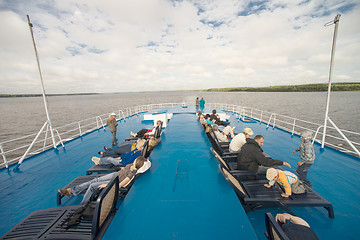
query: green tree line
[{"left": 206, "top": 82, "right": 360, "bottom": 92}]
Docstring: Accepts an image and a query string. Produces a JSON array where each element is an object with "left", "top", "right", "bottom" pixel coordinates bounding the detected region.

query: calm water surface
[{"left": 0, "top": 91, "right": 359, "bottom": 143}]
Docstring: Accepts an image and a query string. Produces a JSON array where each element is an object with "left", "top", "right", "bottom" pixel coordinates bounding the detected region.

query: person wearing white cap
[
  {"left": 107, "top": 113, "right": 118, "bottom": 146},
  {"left": 229, "top": 127, "right": 254, "bottom": 152},
  {"left": 264, "top": 168, "right": 306, "bottom": 198},
  {"left": 292, "top": 131, "right": 315, "bottom": 187}
]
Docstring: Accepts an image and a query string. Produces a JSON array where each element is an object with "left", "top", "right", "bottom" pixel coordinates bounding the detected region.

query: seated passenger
[
  {"left": 222, "top": 122, "right": 236, "bottom": 139},
  {"left": 92, "top": 137, "right": 158, "bottom": 166},
  {"left": 210, "top": 109, "right": 228, "bottom": 126},
  {"left": 237, "top": 135, "right": 291, "bottom": 175},
  {"left": 205, "top": 114, "right": 215, "bottom": 125},
  {"left": 264, "top": 168, "right": 307, "bottom": 197},
  {"left": 131, "top": 120, "right": 162, "bottom": 138},
  {"left": 58, "top": 156, "right": 146, "bottom": 205},
  {"left": 229, "top": 127, "right": 253, "bottom": 152},
  {"left": 213, "top": 124, "right": 228, "bottom": 142},
  {"left": 99, "top": 140, "right": 136, "bottom": 157},
  {"left": 275, "top": 213, "right": 319, "bottom": 240}
]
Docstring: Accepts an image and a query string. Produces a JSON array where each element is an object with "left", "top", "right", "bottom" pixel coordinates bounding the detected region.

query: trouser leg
[
  {"left": 100, "top": 156, "right": 122, "bottom": 166},
  {"left": 296, "top": 163, "right": 312, "bottom": 185}
]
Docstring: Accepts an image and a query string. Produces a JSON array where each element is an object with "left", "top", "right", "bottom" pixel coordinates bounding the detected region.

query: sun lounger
[
  {"left": 86, "top": 139, "right": 151, "bottom": 175},
  {"left": 206, "top": 129, "right": 237, "bottom": 157},
  {"left": 1, "top": 176, "right": 119, "bottom": 240},
  {"left": 210, "top": 147, "right": 257, "bottom": 180},
  {"left": 218, "top": 165, "right": 334, "bottom": 218},
  {"left": 125, "top": 121, "right": 163, "bottom": 141},
  {"left": 58, "top": 160, "right": 151, "bottom": 205},
  {"left": 264, "top": 212, "right": 291, "bottom": 240}
]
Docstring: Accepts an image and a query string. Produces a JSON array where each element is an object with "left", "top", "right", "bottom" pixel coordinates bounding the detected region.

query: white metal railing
[
  {"left": 1, "top": 102, "right": 359, "bottom": 168},
  {"left": 206, "top": 102, "right": 360, "bottom": 158}
]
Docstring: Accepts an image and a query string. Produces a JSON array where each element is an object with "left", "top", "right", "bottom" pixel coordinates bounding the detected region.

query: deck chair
[
  {"left": 58, "top": 160, "right": 152, "bottom": 205},
  {"left": 264, "top": 212, "right": 291, "bottom": 240},
  {"left": 2, "top": 176, "right": 119, "bottom": 240},
  {"left": 218, "top": 165, "right": 334, "bottom": 218},
  {"left": 210, "top": 147, "right": 257, "bottom": 180},
  {"left": 125, "top": 121, "right": 163, "bottom": 141},
  {"left": 86, "top": 139, "right": 151, "bottom": 175},
  {"left": 206, "top": 129, "right": 237, "bottom": 157}
]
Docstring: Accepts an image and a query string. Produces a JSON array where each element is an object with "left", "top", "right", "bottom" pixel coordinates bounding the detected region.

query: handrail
[{"left": 1, "top": 102, "right": 359, "bottom": 169}]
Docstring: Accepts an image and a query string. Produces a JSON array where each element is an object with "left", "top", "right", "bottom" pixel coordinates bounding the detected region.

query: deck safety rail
[{"left": 1, "top": 102, "right": 359, "bottom": 168}]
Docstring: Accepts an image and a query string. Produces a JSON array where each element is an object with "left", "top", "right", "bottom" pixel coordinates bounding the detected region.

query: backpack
[{"left": 61, "top": 201, "right": 96, "bottom": 230}]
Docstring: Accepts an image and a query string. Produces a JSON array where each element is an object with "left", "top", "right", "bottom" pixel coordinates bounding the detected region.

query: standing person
[
  {"left": 107, "top": 113, "right": 118, "bottom": 146},
  {"left": 292, "top": 131, "right": 315, "bottom": 187},
  {"left": 195, "top": 97, "right": 200, "bottom": 108},
  {"left": 237, "top": 135, "right": 291, "bottom": 175},
  {"left": 199, "top": 97, "right": 205, "bottom": 110},
  {"left": 229, "top": 128, "right": 253, "bottom": 152}
]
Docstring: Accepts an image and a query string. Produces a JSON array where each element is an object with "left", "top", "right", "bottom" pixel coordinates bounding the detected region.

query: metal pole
[
  {"left": 27, "top": 15, "right": 57, "bottom": 149},
  {"left": 322, "top": 14, "right": 341, "bottom": 148}
]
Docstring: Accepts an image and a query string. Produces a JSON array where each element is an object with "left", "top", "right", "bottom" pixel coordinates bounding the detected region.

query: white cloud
[{"left": 0, "top": 0, "right": 359, "bottom": 94}]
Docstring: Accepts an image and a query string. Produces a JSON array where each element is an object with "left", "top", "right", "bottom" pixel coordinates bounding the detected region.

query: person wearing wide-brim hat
[{"left": 107, "top": 112, "right": 118, "bottom": 146}]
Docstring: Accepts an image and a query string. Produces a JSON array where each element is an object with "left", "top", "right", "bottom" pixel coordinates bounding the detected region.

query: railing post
[
  {"left": 78, "top": 122, "right": 82, "bottom": 136},
  {"left": 0, "top": 144, "right": 8, "bottom": 168},
  {"left": 292, "top": 119, "right": 296, "bottom": 135}
]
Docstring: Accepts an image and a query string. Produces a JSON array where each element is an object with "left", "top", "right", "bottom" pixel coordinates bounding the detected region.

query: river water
[{"left": 0, "top": 91, "right": 359, "bottom": 146}]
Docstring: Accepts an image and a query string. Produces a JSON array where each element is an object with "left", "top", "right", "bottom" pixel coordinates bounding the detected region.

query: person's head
[
  {"left": 133, "top": 156, "right": 146, "bottom": 170},
  {"left": 213, "top": 124, "right": 219, "bottom": 131},
  {"left": 136, "top": 139, "right": 146, "bottom": 150},
  {"left": 205, "top": 114, "right": 211, "bottom": 119},
  {"left": 266, "top": 168, "right": 279, "bottom": 181},
  {"left": 301, "top": 131, "right": 313, "bottom": 142},
  {"left": 243, "top": 128, "right": 254, "bottom": 138},
  {"left": 212, "top": 109, "right": 217, "bottom": 114},
  {"left": 254, "top": 135, "right": 264, "bottom": 146},
  {"left": 148, "top": 137, "right": 159, "bottom": 149},
  {"left": 110, "top": 113, "right": 116, "bottom": 118},
  {"left": 156, "top": 120, "right": 162, "bottom": 126}
]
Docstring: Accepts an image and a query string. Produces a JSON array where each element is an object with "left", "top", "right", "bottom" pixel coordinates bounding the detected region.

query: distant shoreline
[
  {"left": 205, "top": 82, "right": 360, "bottom": 92},
  {"left": 1, "top": 82, "right": 359, "bottom": 98}
]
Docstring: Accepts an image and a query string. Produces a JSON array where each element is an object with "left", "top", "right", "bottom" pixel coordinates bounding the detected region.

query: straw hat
[
  {"left": 244, "top": 127, "right": 254, "bottom": 136},
  {"left": 266, "top": 168, "right": 278, "bottom": 180}
]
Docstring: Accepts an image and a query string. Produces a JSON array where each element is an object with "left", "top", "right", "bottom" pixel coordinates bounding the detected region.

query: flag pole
[
  {"left": 321, "top": 14, "right": 341, "bottom": 148},
  {"left": 15, "top": 15, "right": 57, "bottom": 169}
]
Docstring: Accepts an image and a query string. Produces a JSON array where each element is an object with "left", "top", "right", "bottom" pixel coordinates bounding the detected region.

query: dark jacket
[{"left": 237, "top": 138, "right": 283, "bottom": 172}]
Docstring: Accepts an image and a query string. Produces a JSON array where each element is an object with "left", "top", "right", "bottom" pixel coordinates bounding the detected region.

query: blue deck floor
[
  {"left": 103, "top": 112, "right": 257, "bottom": 239},
  {"left": 0, "top": 106, "right": 359, "bottom": 239}
]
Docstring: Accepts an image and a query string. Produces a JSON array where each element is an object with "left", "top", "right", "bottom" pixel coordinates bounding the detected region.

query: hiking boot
[
  {"left": 92, "top": 157, "right": 100, "bottom": 165},
  {"left": 58, "top": 188, "right": 72, "bottom": 197}
]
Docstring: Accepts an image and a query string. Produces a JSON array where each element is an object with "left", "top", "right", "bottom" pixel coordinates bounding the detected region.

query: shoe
[
  {"left": 92, "top": 157, "right": 100, "bottom": 165},
  {"left": 58, "top": 188, "right": 72, "bottom": 197}
]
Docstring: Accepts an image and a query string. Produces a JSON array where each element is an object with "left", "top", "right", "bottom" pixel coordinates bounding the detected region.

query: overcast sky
[{"left": 0, "top": 0, "right": 359, "bottom": 94}]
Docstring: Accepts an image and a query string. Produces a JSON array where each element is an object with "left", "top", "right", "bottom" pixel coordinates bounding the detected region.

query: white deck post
[{"left": 322, "top": 14, "right": 341, "bottom": 148}]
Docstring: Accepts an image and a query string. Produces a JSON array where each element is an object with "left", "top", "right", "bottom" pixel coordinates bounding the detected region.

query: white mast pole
[
  {"left": 26, "top": 15, "right": 57, "bottom": 149},
  {"left": 322, "top": 14, "right": 341, "bottom": 148}
]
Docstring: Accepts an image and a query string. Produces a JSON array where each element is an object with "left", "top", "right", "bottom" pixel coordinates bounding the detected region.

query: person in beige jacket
[{"left": 107, "top": 113, "right": 118, "bottom": 146}]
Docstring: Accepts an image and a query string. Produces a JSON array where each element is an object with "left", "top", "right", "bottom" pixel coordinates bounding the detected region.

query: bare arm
[{"left": 276, "top": 213, "right": 310, "bottom": 228}]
